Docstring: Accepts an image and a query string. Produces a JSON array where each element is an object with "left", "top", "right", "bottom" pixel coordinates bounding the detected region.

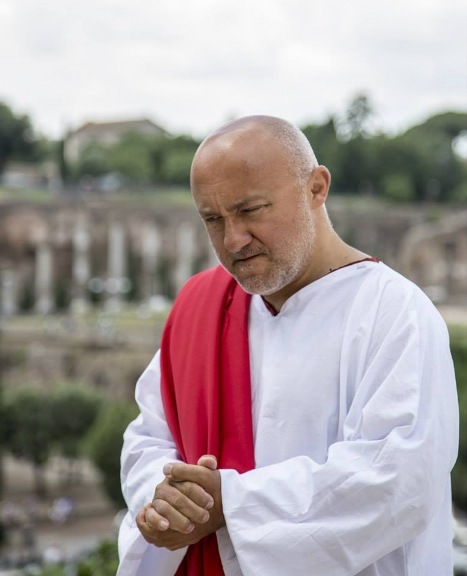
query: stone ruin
[
  {"left": 1, "top": 196, "right": 467, "bottom": 316},
  {"left": 0, "top": 198, "right": 216, "bottom": 316}
]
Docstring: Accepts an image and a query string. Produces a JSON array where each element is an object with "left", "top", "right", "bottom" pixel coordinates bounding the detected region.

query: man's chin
[
  {"left": 233, "top": 275, "right": 277, "bottom": 296},
  {"left": 221, "top": 262, "right": 279, "bottom": 295},
  {"left": 231, "top": 274, "right": 261, "bottom": 295}
]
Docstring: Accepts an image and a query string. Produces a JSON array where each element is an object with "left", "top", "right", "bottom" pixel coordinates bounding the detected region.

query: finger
[
  {"left": 156, "top": 479, "right": 213, "bottom": 512},
  {"left": 153, "top": 483, "right": 214, "bottom": 527},
  {"left": 145, "top": 505, "right": 169, "bottom": 531},
  {"left": 163, "top": 462, "right": 210, "bottom": 484},
  {"left": 197, "top": 454, "right": 218, "bottom": 470},
  {"left": 135, "top": 504, "right": 207, "bottom": 550},
  {"left": 169, "top": 480, "right": 214, "bottom": 510},
  {"left": 162, "top": 463, "right": 220, "bottom": 502},
  {"left": 136, "top": 504, "right": 169, "bottom": 544},
  {"left": 152, "top": 498, "right": 196, "bottom": 534}
]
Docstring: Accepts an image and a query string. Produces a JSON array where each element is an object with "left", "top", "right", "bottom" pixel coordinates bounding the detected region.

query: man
[{"left": 118, "top": 115, "right": 459, "bottom": 576}]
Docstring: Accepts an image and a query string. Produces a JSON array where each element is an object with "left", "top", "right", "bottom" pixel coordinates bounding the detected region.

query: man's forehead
[
  {"left": 193, "top": 127, "right": 286, "bottom": 175},
  {"left": 199, "top": 125, "right": 266, "bottom": 158}
]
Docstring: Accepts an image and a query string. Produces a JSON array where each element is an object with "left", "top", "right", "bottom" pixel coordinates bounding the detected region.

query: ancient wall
[
  {"left": 0, "top": 196, "right": 465, "bottom": 316},
  {"left": 0, "top": 198, "right": 216, "bottom": 316}
]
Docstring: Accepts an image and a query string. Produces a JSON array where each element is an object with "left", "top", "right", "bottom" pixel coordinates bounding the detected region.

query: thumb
[{"left": 197, "top": 454, "right": 218, "bottom": 470}]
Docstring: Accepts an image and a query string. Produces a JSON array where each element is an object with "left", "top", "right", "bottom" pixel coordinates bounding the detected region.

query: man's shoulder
[
  {"left": 372, "top": 263, "right": 428, "bottom": 300},
  {"left": 335, "top": 261, "right": 417, "bottom": 306},
  {"left": 363, "top": 262, "right": 443, "bottom": 322}
]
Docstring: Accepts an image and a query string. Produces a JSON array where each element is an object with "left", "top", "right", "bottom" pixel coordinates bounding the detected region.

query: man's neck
[{"left": 262, "top": 237, "right": 372, "bottom": 314}]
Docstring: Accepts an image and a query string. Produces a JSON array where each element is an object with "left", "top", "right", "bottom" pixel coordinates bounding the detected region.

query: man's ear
[{"left": 308, "top": 166, "right": 331, "bottom": 208}]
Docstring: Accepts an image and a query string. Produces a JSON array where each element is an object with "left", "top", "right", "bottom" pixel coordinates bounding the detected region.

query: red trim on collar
[
  {"left": 262, "top": 298, "right": 279, "bottom": 316},
  {"left": 328, "top": 256, "right": 379, "bottom": 275}
]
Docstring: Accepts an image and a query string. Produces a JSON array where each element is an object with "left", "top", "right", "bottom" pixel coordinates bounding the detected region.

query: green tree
[
  {"left": 0, "top": 386, "right": 6, "bottom": 452},
  {"left": 86, "top": 402, "right": 138, "bottom": 507},
  {"left": 71, "top": 131, "right": 200, "bottom": 187},
  {"left": 50, "top": 385, "right": 102, "bottom": 462},
  {"left": 57, "top": 137, "right": 70, "bottom": 184},
  {"left": 382, "top": 173, "right": 416, "bottom": 203},
  {"left": 107, "top": 131, "right": 155, "bottom": 184},
  {"left": 400, "top": 111, "right": 467, "bottom": 202},
  {"left": 332, "top": 136, "right": 375, "bottom": 195},
  {"left": 3, "top": 388, "right": 55, "bottom": 495},
  {"left": 0, "top": 361, "right": 4, "bottom": 499},
  {"left": 0, "top": 101, "right": 40, "bottom": 176},
  {"left": 339, "top": 93, "right": 375, "bottom": 140},
  {"left": 414, "top": 111, "right": 467, "bottom": 138},
  {"left": 311, "top": 95, "right": 378, "bottom": 195},
  {"left": 449, "top": 328, "right": 467, "bottom": 513},
  {"left": 75, "top": 142, "right": 111, "bottom": 179},
  {"left": 326, "top": 108, "right": 467, "bottom": 201},
  {"left": 452, "top": 180, "right": 467, "bottom": 204},
  {"left": 301, "top": 117, "right": 340, "bottom": 168},
  {"left": 157, "top": 134, "right": 200, "bottom": 185},
  {"left": 162, "top": 147, "right": 196, "bottom": 184}
]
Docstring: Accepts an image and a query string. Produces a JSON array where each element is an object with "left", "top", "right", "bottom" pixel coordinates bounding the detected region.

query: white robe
[{"left": 118, "top": 261, "right": 459, "bottom": 576}]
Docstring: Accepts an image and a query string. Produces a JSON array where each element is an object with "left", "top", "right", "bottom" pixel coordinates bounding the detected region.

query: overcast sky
[{"left": 0, "top": 0, "right": 466, "bottom": 140}]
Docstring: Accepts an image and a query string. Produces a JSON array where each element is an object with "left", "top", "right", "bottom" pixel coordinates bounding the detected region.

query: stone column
[
  {"left": 173, "top": 222, "right": 196, "bottom": 295},
  {"left": 35, "top": 243, "right": 54, "bottom": 314},
  {"left": 71, "top": 218, "right": 91, "bottom": 313},
  {"left": 106, "top": 221, "right": 127, "bottom": 313},
  {"left": 1, "top": 269, "right": 18, "bottom": 316},
  {"left": 141, "top": 224, "right": 161, "bottom": 303}
]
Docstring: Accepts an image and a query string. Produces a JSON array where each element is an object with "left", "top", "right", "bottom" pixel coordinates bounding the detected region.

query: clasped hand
[{"left": 136, "top": 455, "right": 225, "bottom": 550}]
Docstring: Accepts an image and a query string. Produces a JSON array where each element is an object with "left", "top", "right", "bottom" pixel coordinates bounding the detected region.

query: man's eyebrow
[
  {"left": 197, "top": 194, "right": 269, "bottom": 218},
  {"left": 198, "top": 208, "right": 218, "bottom": 218},
  {"left": 231, "top": 196, "right": 267, "bottom": 210}
]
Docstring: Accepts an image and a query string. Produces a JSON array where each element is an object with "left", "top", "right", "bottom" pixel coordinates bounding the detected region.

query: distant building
[{"left": 64, "top": 118, "right": 168, "bottom": 164}]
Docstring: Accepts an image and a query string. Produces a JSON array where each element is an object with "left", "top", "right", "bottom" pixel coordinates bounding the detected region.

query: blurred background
[{"left": 0, "top": 0, "right": 466, "bottom": 574}]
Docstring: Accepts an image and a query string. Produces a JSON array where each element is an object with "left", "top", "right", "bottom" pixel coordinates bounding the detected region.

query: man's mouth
[{"left": 233, "top": 254, "right": 261, "bottom": 264}]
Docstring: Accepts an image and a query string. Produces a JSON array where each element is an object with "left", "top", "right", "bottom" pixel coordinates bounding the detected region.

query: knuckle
[
  {"left": 182, "top": 481, "right": 196, "bottom": 498},
  {"left": 154, "top": 480, "right": 168, "bottom": 498},
  {"left": 153, "top": 499, "right": 168, "bottom": 515},
  {"left": 175, "top": 480, "right": 189, "bottom": 494},
  {"left": 172, "top": 491, "right": 185, "bottom": 508},
  {"left": 180, "top": 517, "right": 193, "bottom": 532}
]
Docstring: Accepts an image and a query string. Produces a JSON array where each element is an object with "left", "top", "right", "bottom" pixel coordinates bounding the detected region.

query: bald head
[{"left": 191, "top": 115, "right": 319, "bottom": 191}]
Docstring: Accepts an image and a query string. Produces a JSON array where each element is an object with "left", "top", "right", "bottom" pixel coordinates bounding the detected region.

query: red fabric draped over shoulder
[{"left": 160, "top": 265, "right": 255, "bottom": 575}]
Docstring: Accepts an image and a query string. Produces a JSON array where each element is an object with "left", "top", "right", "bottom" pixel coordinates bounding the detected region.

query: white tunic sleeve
[
  {"left": 219, "top": 282, "right": 459, "bottom": 575},
  {"left": 117, "top": 351, "right": 187, "bottom": 576}
]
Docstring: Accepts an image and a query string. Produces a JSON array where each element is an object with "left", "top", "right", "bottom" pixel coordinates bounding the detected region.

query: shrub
[
  {"left": 449, "top": 326, "right": 467, "bottom": 512},
  {"left": 86, "top": 402, "right": 138, "bottom": 507}
]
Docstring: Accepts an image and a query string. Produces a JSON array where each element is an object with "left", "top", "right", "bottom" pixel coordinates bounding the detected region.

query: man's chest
[{"left": 249, "top": 309, "right": 350, "bottom": 467}]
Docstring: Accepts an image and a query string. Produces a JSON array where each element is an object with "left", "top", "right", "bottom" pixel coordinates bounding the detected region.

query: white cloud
[{"left": 0, "top": 0, "right": 465, "bottom": 138}]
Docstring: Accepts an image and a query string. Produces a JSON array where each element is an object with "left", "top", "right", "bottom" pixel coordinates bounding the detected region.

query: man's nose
[{"left": 223, "top": 218, "right": 252, "bottom": 254}]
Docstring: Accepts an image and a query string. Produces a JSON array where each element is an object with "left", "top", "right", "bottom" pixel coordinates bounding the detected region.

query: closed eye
[
  {"left": 203, "top": 214, "right": 221, "bottom": 223},
  {"left": 241, "top": 204, "right": 269, "bottom": 214}
]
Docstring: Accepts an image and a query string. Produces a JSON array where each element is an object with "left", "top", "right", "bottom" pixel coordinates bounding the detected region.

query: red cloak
[{"left": 160, "top": 266, "right": 255, "bottom": 575}]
